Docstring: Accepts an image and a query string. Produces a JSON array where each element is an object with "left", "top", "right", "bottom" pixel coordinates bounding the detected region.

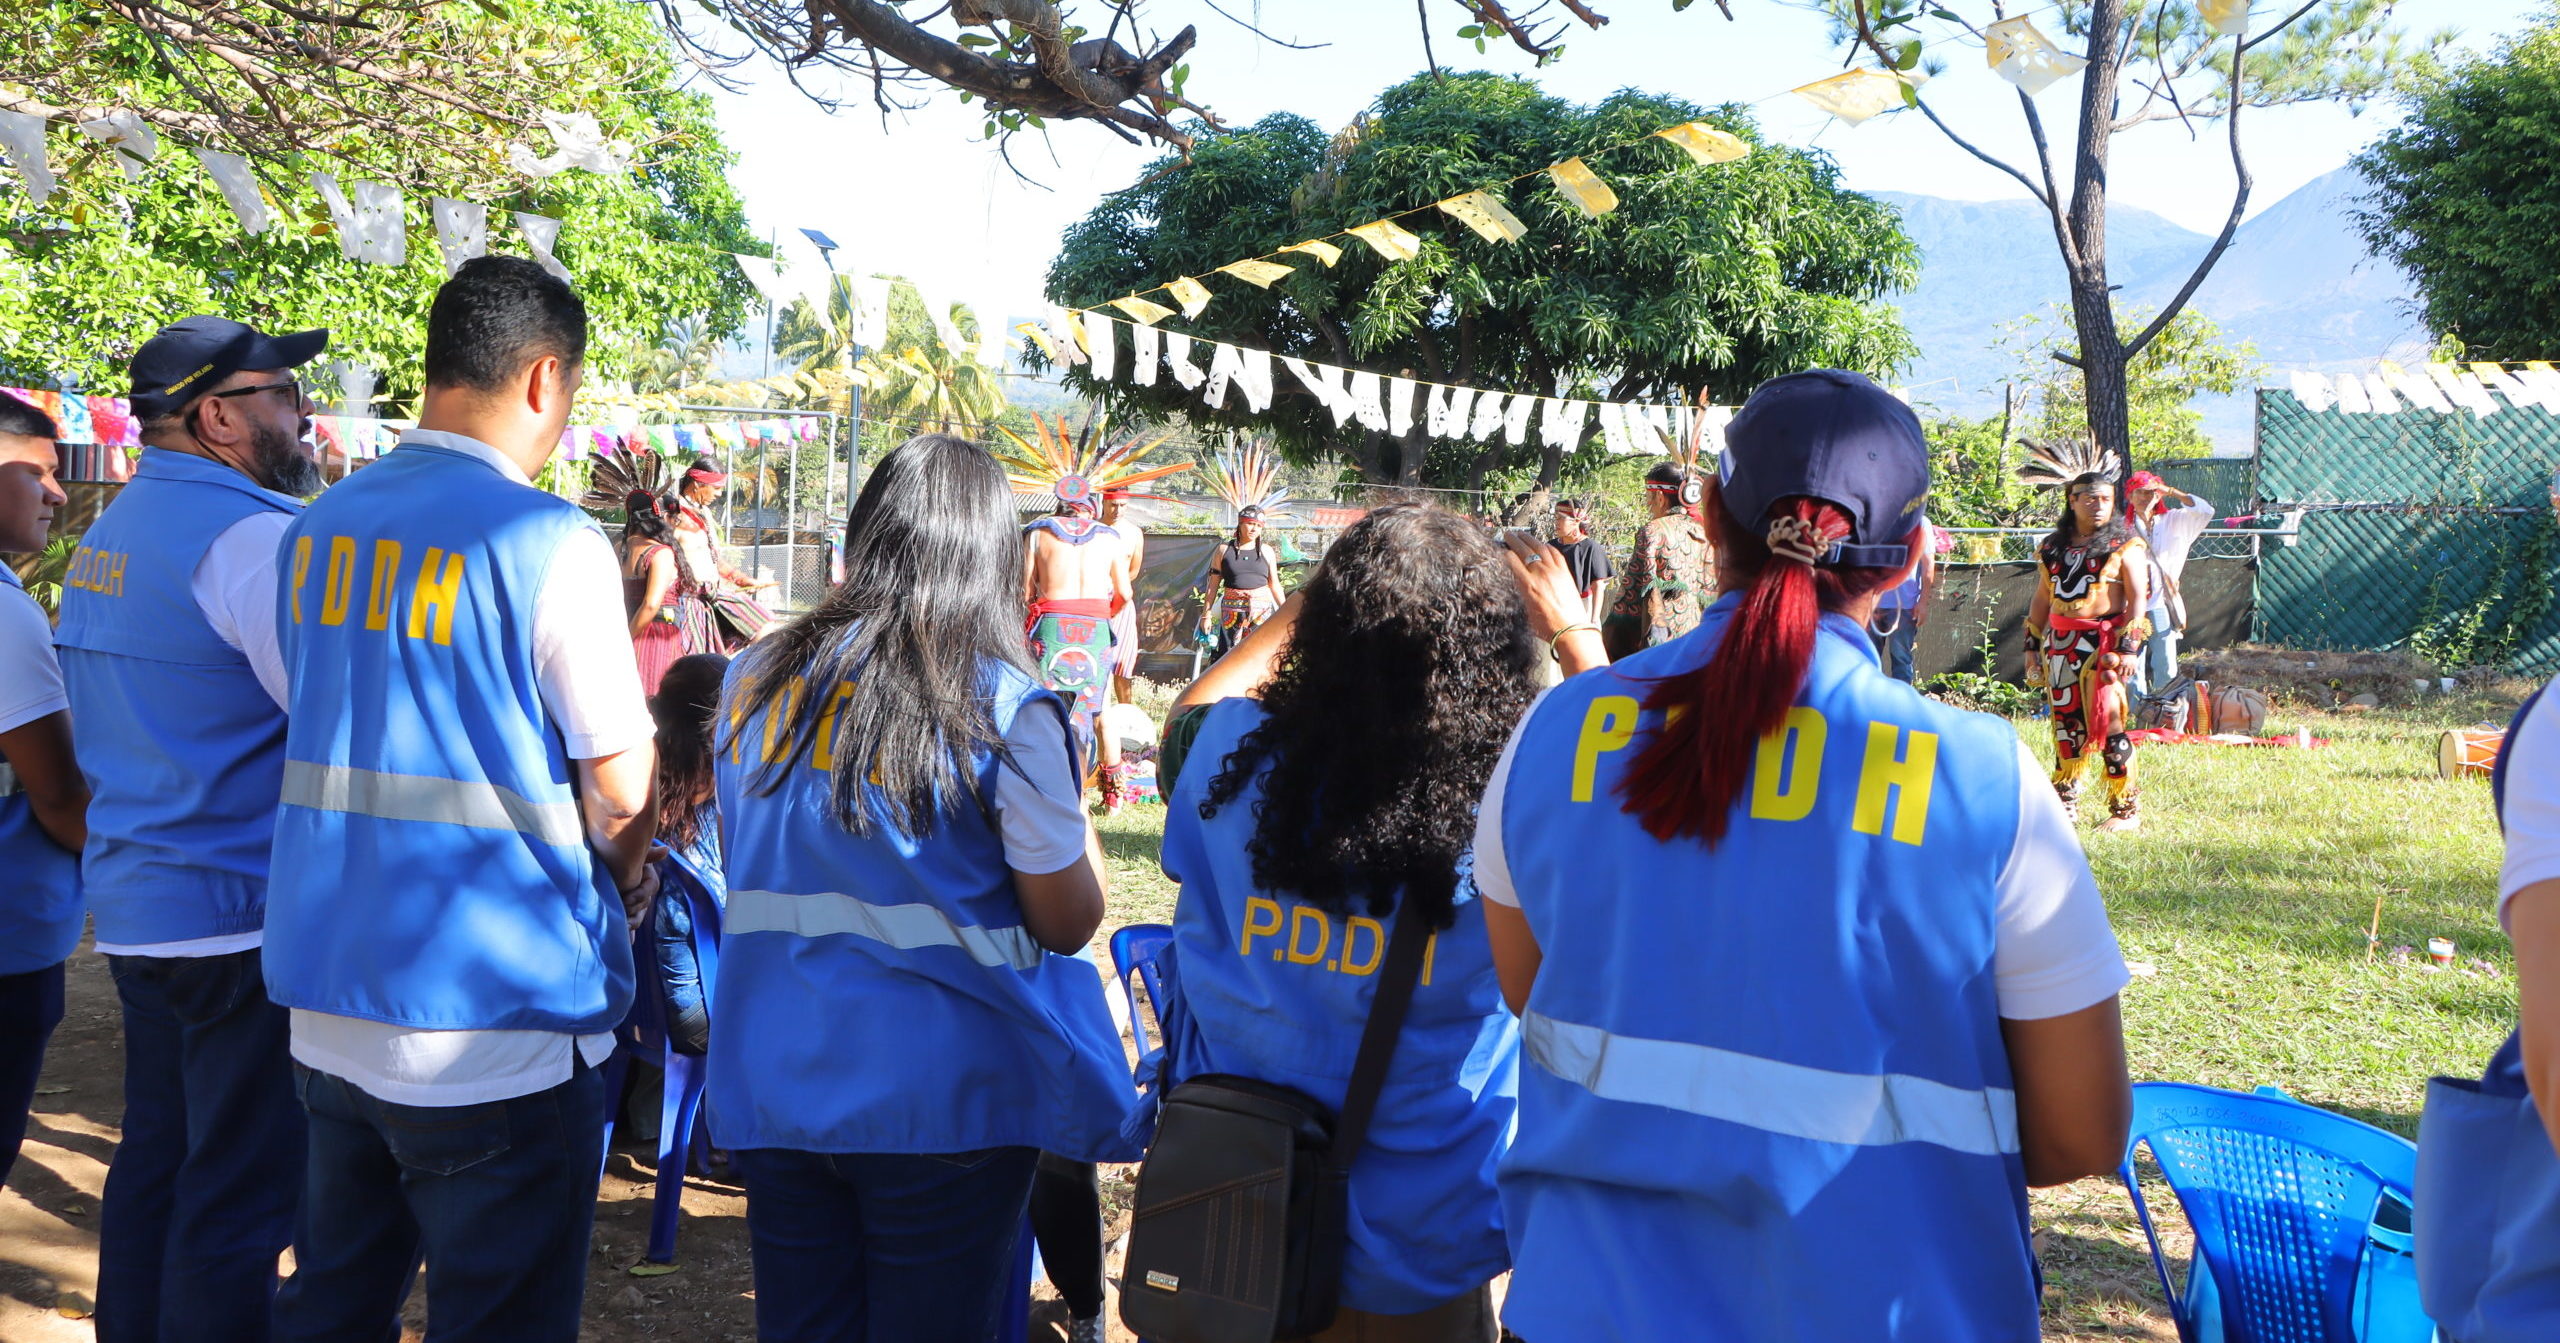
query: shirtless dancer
[
  {"left": 1024, "top": 488, "right": 1135, "bottom": 812},
  {"left": 1101, "top": 487, "right": 1144, "bottom": 706}
]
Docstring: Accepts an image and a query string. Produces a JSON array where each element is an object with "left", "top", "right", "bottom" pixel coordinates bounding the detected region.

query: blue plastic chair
[
  {"left": 1108, "top": 922, "right": 1174, "bottom": 1072},
  {"left": 599, "top": 852, "right": 726, "bottom": 1268},
  {"left": 2118, "top": 1082, "right": 2438, "bottom": 1343}
]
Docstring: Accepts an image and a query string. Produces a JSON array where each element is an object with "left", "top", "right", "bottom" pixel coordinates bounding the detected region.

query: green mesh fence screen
[{"left": 2254, "top": 389, "right": 2560, "bottom": 671}]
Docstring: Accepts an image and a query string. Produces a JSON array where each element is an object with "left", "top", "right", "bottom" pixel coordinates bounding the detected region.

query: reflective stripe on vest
[
  {"left": 726, "top": 887, "right": 1044, "bottom": 971},
  {"left": 0, "top": 762, "right": 15, "bottom": 797},
  {"left": 281, "top": 760, "right": 583, "bottom": 847},
  {"left": 1523, "top": 1010, "right": 2020, "bottom": 1157}
]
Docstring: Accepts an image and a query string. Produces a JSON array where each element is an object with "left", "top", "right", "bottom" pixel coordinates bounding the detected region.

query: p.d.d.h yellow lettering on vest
[
  {"left": 63, "top": 545, "right": 129, "bottom": 597},
  {"left": 1238, "top": 894, "right": 1436, "bottom": 983},
  {"left": 1566, "top": 702, "right": 1938, "bottom": 846},
  {"left": 287, "top": 534, "right": 469, "bottom": 645}
]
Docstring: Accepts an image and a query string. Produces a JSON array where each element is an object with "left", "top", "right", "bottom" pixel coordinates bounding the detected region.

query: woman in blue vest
[
  {"left": 710, "top": 432, "right": 1139, "bottom": 1343},
  {"left": 1155, "top": 504, "right": 1536, "bottom": 1341},
  {"left": 1479, "top": 370, "right": 2134, "bottom": 1342},
  {"left": 647, "top": 652, "right": 728, "bottom": 1055}
]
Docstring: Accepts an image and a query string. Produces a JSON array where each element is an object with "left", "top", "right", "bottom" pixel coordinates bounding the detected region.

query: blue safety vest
[
  {"left": 263, "top": 437, "right": 632, "bottom": 1034},
  {"left": 706, "top": 651, "right": 1141, "bottom": 1160},
  {"left": 1496, "top": 596, "right": 2035, "bottom": 1342},
  {"left": 0, "top": 568, "right": 82, "bottom": 976},
  {"left": 55, "top": 448, "right": 298, "bottom": 946},
  {"left": 1159, "top": 698, "right": 1518, "bottom": 1314}
]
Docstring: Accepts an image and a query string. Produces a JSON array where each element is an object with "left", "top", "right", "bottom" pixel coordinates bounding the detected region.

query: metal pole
[{"left": 786, "top": 426, "right": 801, "bottom": 611}]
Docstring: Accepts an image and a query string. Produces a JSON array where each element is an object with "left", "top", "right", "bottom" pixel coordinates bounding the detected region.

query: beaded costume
[{"left": 2018, "top": 440, "right": 2152, "bottom": 825}]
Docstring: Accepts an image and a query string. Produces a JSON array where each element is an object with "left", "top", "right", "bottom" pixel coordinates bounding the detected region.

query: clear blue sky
[{"left": 701, "top": 0, "right": 2540, "bottom": 327}]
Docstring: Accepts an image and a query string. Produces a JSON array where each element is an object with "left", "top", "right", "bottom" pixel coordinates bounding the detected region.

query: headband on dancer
[{"left": 686, "top": 467, "right": 728, "bottom": 486}]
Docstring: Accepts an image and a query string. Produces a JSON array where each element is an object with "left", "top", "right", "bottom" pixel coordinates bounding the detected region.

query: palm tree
[{"left": 777, "top": 275, "right": 1008, "bottom": 435}]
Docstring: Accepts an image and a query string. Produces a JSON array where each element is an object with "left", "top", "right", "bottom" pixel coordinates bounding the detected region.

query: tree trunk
[{"left": 2066, "top": 0, "right": 2133, "bottom": 475}]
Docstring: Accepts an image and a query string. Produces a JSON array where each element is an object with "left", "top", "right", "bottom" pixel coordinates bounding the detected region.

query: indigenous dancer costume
[
  {"left": 2019, "top": 440, "right": 2152, "bottom": 827},
  {"left": 1195, "top": 443, "right": 1291, "bottom": 655},
  {"left": 1604, "top": 401, "right": 1715, "bottom": 659}
]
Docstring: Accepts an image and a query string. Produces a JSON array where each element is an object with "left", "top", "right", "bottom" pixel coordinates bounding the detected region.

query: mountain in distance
[{"left": 1871, "top": 167, "right": 2428, "bottom": 453}]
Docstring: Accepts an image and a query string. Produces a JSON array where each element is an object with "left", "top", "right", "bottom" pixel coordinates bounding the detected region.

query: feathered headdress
[
  {"left": 582, "top": 439, "right": 672, "bottom": 515},
  {"left": 2014, "top": 436, "right": 2122, "bottom": 488},
  {"left": 1194, "top": 440, "right": 1291, "bottom": 518},
  {"left": 992, "top": 411, "right": 1187, "bottom": 511}
]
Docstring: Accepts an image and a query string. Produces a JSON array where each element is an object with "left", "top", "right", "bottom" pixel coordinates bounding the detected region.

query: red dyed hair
[{"left": 1617, "top": 484, "right": 1910, "bottom": 845}]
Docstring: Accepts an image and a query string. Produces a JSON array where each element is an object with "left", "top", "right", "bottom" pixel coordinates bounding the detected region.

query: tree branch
[{"left": 2123, "top": 33, "right": 2251, "bottom": 361}]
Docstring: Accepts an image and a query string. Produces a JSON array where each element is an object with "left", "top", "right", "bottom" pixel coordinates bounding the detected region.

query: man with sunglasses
[{"left": 55, "top": 315, "right": 324, "bottom": 1343}]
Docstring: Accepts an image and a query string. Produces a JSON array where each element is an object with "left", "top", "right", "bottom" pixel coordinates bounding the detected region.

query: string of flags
[
  {"left": 1018, "top": 307, "right": 1752, "bottom": 456},
  {"left": 2284, "top": 362, "right": 2560, "bottom": 418}
]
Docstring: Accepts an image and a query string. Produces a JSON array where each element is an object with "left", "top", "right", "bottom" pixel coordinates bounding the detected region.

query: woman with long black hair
[
  {"left": 1479, "top": 371, "right": 2132, "bottom": 1342},
  {"left": 1148, "top": 504, "right": 1559, "bottom": 1342},
  {"left": 707, "top": 433, "right": 1139, "bottom": 1342},
  {"left": 621, "top": 490, "right": 715, "bottom": 695}
]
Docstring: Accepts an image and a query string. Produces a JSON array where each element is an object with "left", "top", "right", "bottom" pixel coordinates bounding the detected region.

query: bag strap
[{"left": 1328, "top": 905, "right": 1431, "bottom": 1165}]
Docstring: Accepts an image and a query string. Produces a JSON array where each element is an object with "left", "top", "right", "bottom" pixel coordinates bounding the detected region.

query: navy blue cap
[
  {"left": 1717, "top": 369, "right": 1929, "bottom": 568},
  {"left": 129, "top": 316, "right": 327, "bottom": 421}
]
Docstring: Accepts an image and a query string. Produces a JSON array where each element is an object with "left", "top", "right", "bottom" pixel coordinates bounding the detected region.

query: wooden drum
[{"left": 2440, "top": 728, "right": 2505, "bottom": 781}]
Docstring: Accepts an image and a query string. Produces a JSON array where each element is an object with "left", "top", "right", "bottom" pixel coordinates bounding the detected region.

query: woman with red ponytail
[{"left": 1474, "top": 370, "right": 2133, "bottom": 1342}]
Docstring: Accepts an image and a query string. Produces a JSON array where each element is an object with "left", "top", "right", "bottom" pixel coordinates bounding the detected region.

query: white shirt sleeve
[
  {"left": 191, "top": 510, "right": 295, "bottom": 709},
  {"left": 0, "top": 580, "right": 66, "bottom": 734},
  {"left": 1470, "top": 688, "right": 1551, "bottom": 908},
  {"left": 2153, "top": 495, "right": 2215, "bottom": 579},
  {"left": 993, "top": 700, "right": 1092, "bottom": 875},
  {"left": 532, "top": 527, "right": 656, "bottom": 761},
  {"left": 1993, "top": 740, "right": 2132, "bottom": 1020},
  {"left": 2500, "top": 690, "right": 2560, "bottom": 928}
]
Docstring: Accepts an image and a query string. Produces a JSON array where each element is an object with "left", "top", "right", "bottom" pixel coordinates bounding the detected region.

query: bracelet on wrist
[{"left": 1548, "top": 623, "right": 1600, "bottom": 658}]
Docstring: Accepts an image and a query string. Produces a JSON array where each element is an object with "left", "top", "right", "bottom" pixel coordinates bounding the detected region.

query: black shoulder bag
[{"left": 1119, "top": 907, "right": 1431, "bottom": 1343}]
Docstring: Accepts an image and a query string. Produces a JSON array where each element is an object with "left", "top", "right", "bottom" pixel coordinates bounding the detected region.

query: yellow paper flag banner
[
  {"left": 1984, "top": 17, "right": 2086, "bottom": 97},
  {"left": 1436, "top": 190, "right": 1529, "bottom": 244},
  {"left": 1348, "top": 218, "right": 1423, "bottom": 263},
  {"left": 1655, "top": 123, "right": 1750, "bottom": 167},
  {"left": 1281, "top": 239, "right": 1343, "bottom": 267},
  {"left": 2197, "top": 0, "right": 2250, "bottom": 36},
  {"left": 1793, "top": 69, "right": 1921, "bottom": 126},
  {"left": 1110, "top": 295, "right": 1176, "bottom": 326},
  {"left": 1167, "top": 276, "right": 1213, "bottom": 318},
  {"left": 1546, "top": 158, "right": 1619, "bottom": 215},
  {"left": 1014, "top": 322, "right": 1059, "bottom": 362},
  {"left": 1217, "top": 258, "right": 1296, "bottom": 288}
]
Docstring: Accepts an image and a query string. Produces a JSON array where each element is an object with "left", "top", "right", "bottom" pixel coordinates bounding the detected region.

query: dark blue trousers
[
  {"left": 737, "top": 1145, "right": 1039, "bottom": 1343},
  {"left": 270, "top": 1057, "right": 607, "bottom": 1343},
  {"left": 97, "top": 949, "right": 304, "bottom": 1343},
  {"left": 0, "top": 960, "right": 66, "bottom": 1189},
  {"left": 1868, "top": 608, "right": 1919, "bottom": 684}
]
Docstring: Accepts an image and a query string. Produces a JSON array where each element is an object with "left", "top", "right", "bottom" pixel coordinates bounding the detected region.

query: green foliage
[
  {"left": 22, "top": 532, "right": 75, "bottom": 616},
  {"left": 1923, "top": 615, "right": 2041, "bottom": 717},
  {"left": 2409, "top": 512, "right": 2559, "bottom": 671},
  {"left": 2355, "top": 9, "right": 2560, "bottom": 359},
  {"left": 1044, "top": 72, "right": 1919, "bottom": 486},
  {"left": 1921, "top": 413, "right": 2041, "bottom": 529},
  {"left": 2000, "top": 304, "right": 2262, "bottom": 463},
  {"left": 0, "top": 0, "right": 760, "bottom": 406}
]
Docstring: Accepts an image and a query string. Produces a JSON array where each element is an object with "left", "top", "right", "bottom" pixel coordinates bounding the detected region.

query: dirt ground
[{"left": 0, "top": 940, "right": 2183, "bottom": 1343}]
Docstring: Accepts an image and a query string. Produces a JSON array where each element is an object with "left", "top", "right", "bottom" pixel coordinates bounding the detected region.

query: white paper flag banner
[
  {"left": 974, "top": 321, "right": 1009, "bottom": 370},
  {"left": 1427, "top": 383, "right": 1478, "bottom": 437},
  {"left": 313, "top": 173, "right": 364, "bottom": 261},
  {"left": 914, "top": 285, "right": 965, "bottom": 358},
  {"left": 2332, "top": 370, "right": 2372, "bottom": 414},
  {"left": 0, "top": 109, "right": 53, "bottom": 205},
  {"left": 2471, "top": 363, "right": 2539, "bottom": 409},
  {"left": 1984, "top": 17, "right": 2087, "bottom": 97},
  {"left": 1204, "top": 343, "right": 1273, "bottom": 412},
  {"left": 2361, "top": 373, "right": 2401, "bottom": 413},
  {"left": 1793, "top": 69, "right": 1921, "bottom": 126},
  {"left": 1016, "top": 323, "right": 1059, "bottom": 363},
  {"left": 1163, "top": 333, "right": 1206, "bottom": 391},
  {"left": 1655, "top": 123, "right": 1751, "bottom": 166},
  {"left": 1047, "top": 307, "right": 1089, "bottom": 366},
  {"left": 2517, "top": 363, "right": 2560, "bottom": 411},
  {"left": 1166, "top": 276, "right": 1214, "bottom": 318},
  {"left": 432, "top": 199, "right": 488, "bottom": 275},
  {"left": 1628, "top": 402, "right": 1673, "bottom": 452},
  {"left": 1347, "top": 372, "right": 1389, "bottom": 432},
  {"left": 2385, "top": 367, "right": 2450, "bottom": 414},
  {"left": 350, "top": 180, "right": 407, "bottom": 266},
  {"left": 2428, "top": 364, "right": 2499, "bottom": 417},
  {"left": 1348, "top": 219, "right": 1423, "bottom": 263},
  {"left": 851, "top": 276, "right": 893, "bottom": 349},
  {"left": 1468, "top": 389, "right": 1509, "bottom": 441},
  {"left": 1129, "top": 322, "right": 1161, "bottom": 387},
  {"left": 508, "top": 110, "right": 635, "bottom": 179},
  {"left": 1436, "top": 191, "right": 1528, "bottom": 244},
  {"left": 1597, "top": 401, "right": 1637, "bottom": 456},
  {"left": 1539, "top": 398, "right": 1590, "bottom": 451},
  {"left": 1386, "top": 377, "right": 1421, "bottom": 436},
  {"left": 1080, "top": 310, "right": 1117, "bottom": 380},
  {"left": 2287, "top": 370, "right": 2333, "bottom": 413},
  {"left": 77, "top": 111, "right": 158, "bottom": 181},
  {"left": 1500, "top": 392, "right": 1540, "bottom": 446},
  {"left": 2198, "top": 0, "right": 2250, "bottom": 37},
  {"left": 1216, "top": 258, "right": 1295, "bottom": 288},
  {"left": 192, "top": 147, "right": 271, "bottom": 235},
  {"left": 731, "top": 253, "right": 792, "bottom": 305},
  {"left": 1111, "top": 295, "right": 1175, "bottom": 326},
  {"left": 513, "top": 211, "right": 568, "bottom": 280},
  {"left": 1280, "top": 357, "right": 1349, "bottom": 424},
  {"left": 1546, "top": 158, "right": 1618, "bottom": 216},
  {"left": 1281, "top": 239, "right": 1343, "bottom": 268}
]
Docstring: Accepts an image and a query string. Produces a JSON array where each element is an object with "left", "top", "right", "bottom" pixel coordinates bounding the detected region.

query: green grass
[{"left": 1086, "top": 689, "right": 2527, "bottom": 1339}]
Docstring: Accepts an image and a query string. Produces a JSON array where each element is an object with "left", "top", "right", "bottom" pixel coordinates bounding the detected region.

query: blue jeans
[
  {"left": 271, "top": 1057, "right": 607, "bottom": 1343},
  {"left": 2142, "top": 603, "right": 2178, "bottom": 694},
  {"left": 98, "top": 949, "right": 303, "bottom": 1343},
  {"left": 1868, "top": 607, "right": 1918, "bottom": 684},
  {"left": 737, "top": 1145, "right": 1040, "bottom": 1343},
  {"left": 0, "top": 960, "right": 66, "bottom": 1189}
]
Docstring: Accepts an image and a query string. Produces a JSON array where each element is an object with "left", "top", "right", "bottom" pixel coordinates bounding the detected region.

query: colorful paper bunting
[
  {"left": 1216, "top": 258, "right": 1296, "bottom": 288},
  {"left": 1280, "top": 240, "right": 1344, "bottom": 268},
  {"left": 2198, "top": 0, "right": 2251, "bottom": 37},
  {"left": 1984, "top": 17, "right": 2087, "bottom": 97},
  {"left": 1162, "top": 333, "right": 1206, "bottom": 391},
  {"left": 1348, "top": 219, "right": 1423, "bottom": 263},
  {"left": 1436, "top": 191, "right": 1529, "bottom": 244},
  {"left": 1655, "top": 123, "right": 1750, "bottom": 166},
  {"left": 1545, "top": 158, "right": 1618, "bottom": 215},
  {"left": 192, "top": 148, "right": 271, "bottom": 235},
  {"left": 1111, "top": 295, "right": 1175, "bottom": 326},
  {"left": 0, "top": 110, "right": 55, "bottom": 205},
  {"left": 1793, "top": 69, "right": 1923, "bottom": 126},
  {"left": 76, "top": 111, "right": 158, "bottom": 181},
  {"left": 1166, "top": 276, "right": 1214, "bottom": 319},
  {"left": 433, "top": 199, "right": 488, "bottom": 276},
  {"left": 514, "top": 211, "right": 569, "bottom": 280}
]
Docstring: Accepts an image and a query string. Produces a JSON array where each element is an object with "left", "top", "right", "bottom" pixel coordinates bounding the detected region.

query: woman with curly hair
[{"left": 1149, "top": 504, "right": 1591, "bottom": 1342}]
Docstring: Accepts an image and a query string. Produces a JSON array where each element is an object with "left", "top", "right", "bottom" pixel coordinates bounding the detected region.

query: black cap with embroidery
[
  {"left": 128, "top": 316, "right": 327, "bottom": 422},
  {"left": 1716, "top": 368, "right": 1928, "bottom": 568}
]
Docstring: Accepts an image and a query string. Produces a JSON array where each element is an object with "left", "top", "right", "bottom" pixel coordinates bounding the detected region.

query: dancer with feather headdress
[
  {"left": 2019, "top": 437, "right": 2152, "bottom": 831},
  {"left": 1603, "top": 396, "right": 1718, "bottom": 659},
  {"left": 1193, "top": 442, "right": 1292, "bottom": 657},
  {"left": 996, "top": 413, "right": 1185, "bottom": 814},
  {"left": 585, "top": 449, "right": 720, "bottom": 691}
]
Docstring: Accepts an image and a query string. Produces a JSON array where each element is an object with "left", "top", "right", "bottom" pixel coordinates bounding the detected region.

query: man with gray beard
[{"left": 54, "top": 315, "right": 324, "bottom": 1343}]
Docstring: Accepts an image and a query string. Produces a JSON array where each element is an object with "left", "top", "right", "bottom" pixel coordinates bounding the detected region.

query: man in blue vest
[
  {"left": 264, "top": 255, "right": 659, "bottom": 1342},
  {"left": 56, "top": 315, "right": 326, "bottom": 1343}
]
